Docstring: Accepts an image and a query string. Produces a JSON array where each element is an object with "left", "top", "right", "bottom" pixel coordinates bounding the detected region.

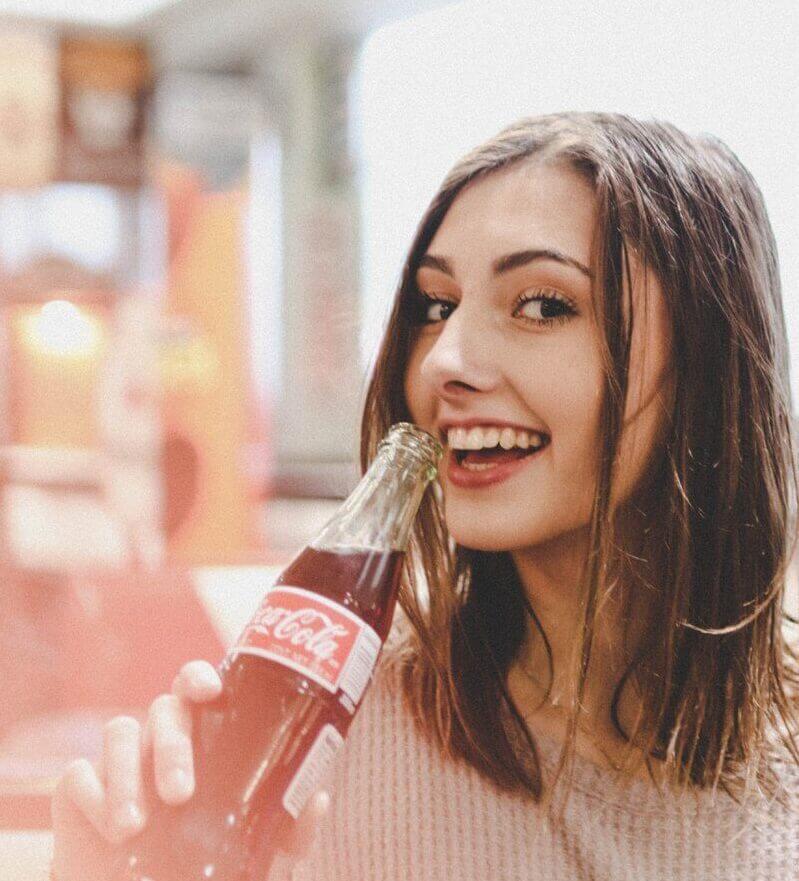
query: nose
[{"left": 418, "top": 302, "right": 502, "bottom": 401}]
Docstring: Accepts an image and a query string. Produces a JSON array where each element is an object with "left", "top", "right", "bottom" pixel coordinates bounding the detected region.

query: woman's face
[{"left": 404, "top": 160, "right": 672, "bottom": 552}]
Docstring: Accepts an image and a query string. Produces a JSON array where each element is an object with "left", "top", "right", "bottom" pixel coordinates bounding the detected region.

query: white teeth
[
  {"left": 465, "top": 427, "right": 483, "bottom": 450},
  {"left": 455, "top": 427, "right": 469, "bottom": 448},
  {"left": 446, "top": 425, "right": 548, "bottom": 451},
  {"left": 529, "top": 432, "right": 544, "bottom": 450},
  {"left": 499, "top": 428, "right": 516, "bottom": 450},
  {"left": 461, "top": 460, "right": 496, "bottom": 471}
]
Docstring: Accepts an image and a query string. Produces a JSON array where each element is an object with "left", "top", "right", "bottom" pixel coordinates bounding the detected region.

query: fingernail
[
  {"left": 113, "top": 802, "right": 145, "bottom": 832},
  {"left": 165, "top": 768, "right": 194, "bottom": 800}
]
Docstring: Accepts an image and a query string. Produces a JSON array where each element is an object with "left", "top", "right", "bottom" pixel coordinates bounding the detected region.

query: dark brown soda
[{"left": 112, "top": 547, "right": 404, "bottom": 881}]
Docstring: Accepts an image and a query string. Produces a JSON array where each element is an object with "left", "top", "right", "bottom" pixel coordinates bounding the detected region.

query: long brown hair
[{"left": 360, "top": 112, "right": 799, "bottom": 801}]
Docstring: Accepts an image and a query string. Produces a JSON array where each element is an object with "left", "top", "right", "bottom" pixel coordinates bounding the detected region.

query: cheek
[
  {"left": 403, "top": 341, "right": 435, "bottom": 427},
  {"left": 540, "top": 345, "right": 604, "bottom": 464}
]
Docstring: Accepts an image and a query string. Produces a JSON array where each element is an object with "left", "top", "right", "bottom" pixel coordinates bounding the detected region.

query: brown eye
[
  {"left": 513, "top": 290, "right": 577, "bottom": 326},
  {"left": 413, "top": 294, "right": 456, "bottom": 325}
]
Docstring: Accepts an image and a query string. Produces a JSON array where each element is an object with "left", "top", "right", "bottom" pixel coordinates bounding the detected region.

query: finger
[
  {"left": 171, "top": 660, "right": 223, "bottom": 703},
  {"left": 103, "top": 716, "right": 147, "bottom": 842},
  {"left": 146, "top": 693, "right": 195, "bottom": 804},
  {"left": 282, "top": 790, "right": 331, "bottom": 859},
  {"left": 52, "top": 761, "right": 115, "bottom": 881},
  {"left": 55, "top": 757, "right": 107, "bottom": 837}
]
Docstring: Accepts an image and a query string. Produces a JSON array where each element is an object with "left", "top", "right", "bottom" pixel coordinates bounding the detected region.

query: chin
[
  {"left": 445, "top": 507, "right": 590, "bottom": 555},
  {"left": 451, "top": 536, "right": 520, "bottom": 553},
  {"left": 446, "top": 517, "right": 551, "bottom": 553}
]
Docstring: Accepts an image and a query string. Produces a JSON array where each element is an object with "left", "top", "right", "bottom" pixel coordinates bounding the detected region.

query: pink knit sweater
[{"left": 270, "top": 663, "right": 799, "bottom": 881}]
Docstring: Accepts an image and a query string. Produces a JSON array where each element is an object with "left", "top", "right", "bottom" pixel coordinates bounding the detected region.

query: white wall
[{"left": 355, "top": 0, "right": 799, "bottom": 403}]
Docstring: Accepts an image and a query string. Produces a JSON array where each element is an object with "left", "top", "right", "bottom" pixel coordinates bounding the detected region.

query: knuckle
[{"left": 154, "top": 731, "right": 190, "bottom": 761}]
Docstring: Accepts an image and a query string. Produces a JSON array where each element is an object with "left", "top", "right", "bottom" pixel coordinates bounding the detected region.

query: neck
[{"left": 508, "top": 528, "right": 650, "bottom": 740}]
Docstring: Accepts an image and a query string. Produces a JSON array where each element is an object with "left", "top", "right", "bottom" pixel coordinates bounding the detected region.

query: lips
[
  {"left": 455, "top": 447, "right": 531, "bottom": 466},
  {"left": 445, "top": 438, "right": 549, "bottom": 489}
]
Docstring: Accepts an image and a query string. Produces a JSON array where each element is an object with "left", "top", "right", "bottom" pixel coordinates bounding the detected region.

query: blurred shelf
[{"left": 0, "top": 445, "right": 103, "bottom": 490}]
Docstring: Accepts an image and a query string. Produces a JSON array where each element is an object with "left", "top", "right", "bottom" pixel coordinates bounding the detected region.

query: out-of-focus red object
[
  {"left": 156, "top": 160, "right": 267, "bottom": 565},
  {"left": 0, "top": 565, "right": 226, "bottom": 828},
  {"left": 55, "top": 566, "right": 226, "bottom": 709}
]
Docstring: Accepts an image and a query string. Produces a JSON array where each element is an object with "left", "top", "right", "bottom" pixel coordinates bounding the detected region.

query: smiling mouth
[{"left": 453, "top": 439, "right": 550, "bottom": 470}]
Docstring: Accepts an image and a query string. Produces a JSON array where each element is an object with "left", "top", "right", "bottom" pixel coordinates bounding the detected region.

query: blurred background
[{"left": 0, "top": 0, "right": 795, "bottom": 875}]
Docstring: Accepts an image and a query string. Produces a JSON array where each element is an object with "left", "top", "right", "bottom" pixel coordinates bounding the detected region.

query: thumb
[{"left": 281, "top": 790, "right": 331, "bottom": 860}]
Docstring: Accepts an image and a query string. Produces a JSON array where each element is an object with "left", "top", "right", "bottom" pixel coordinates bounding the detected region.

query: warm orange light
[{"left": 22, "top": 299, "right": 104, "bottom": 359}]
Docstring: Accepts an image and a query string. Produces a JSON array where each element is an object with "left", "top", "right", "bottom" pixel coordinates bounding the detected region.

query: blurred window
[{"left": 0, "top": 184, "right": 121, "bottom": 274}]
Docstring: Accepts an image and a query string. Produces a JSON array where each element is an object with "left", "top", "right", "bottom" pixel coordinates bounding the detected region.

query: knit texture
[{"left": 269, "top": 662, "right": 799, "bottom": 881}]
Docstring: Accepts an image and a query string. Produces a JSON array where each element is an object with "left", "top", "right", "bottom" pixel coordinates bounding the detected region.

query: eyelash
[{"left": 412, "top": 289, "right": 577, "bottom": 327}]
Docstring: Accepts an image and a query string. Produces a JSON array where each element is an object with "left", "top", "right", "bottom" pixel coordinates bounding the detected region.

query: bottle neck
[{"left": 310, "top": 443, "right": 436, "bottom": 553}]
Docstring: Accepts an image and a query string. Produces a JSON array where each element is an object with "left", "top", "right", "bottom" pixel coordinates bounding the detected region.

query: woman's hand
[{"left": 51, "top": 660, "right": 330, "bottom": 881}]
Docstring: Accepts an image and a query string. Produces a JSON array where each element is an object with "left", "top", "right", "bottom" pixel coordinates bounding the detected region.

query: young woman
[{"left": 52, "top": 112, "right": 799, "bottom": 880}]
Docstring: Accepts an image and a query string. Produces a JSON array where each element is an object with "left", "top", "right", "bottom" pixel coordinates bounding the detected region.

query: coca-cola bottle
[{"left": 112, "top": 422, "right": 442, "bottom": 881}]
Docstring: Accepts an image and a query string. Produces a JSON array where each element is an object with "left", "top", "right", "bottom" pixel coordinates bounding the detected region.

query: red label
[{"left": 234, "top": 586, "right": 366, "bottom": 694}]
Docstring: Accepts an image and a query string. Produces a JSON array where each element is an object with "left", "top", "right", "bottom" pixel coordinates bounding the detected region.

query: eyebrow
[{"left": 418, "top": 248, "right": 593, "bottom": 280}]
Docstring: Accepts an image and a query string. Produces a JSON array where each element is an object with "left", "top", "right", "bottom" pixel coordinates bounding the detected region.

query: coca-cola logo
[
  {"left": 250, "top": 605, "right": 350, "bottom": 664},
  {"left": 236, "top": 587, "right": 364, "bottom": 692}
]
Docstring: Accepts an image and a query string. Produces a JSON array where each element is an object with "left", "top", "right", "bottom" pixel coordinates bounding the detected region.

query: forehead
[{"left": 428, "top": 160, "right": 597, "bottom": 271}]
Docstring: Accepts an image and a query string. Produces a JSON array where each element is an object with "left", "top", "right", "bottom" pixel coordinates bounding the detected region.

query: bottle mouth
[{"left": 379, "top": 422, "right": 444, "bottom": 476}]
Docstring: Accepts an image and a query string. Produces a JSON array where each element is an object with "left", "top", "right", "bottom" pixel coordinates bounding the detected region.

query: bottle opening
[{"left": 379, "top": 422, "right": 443, "bottom": 477}]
